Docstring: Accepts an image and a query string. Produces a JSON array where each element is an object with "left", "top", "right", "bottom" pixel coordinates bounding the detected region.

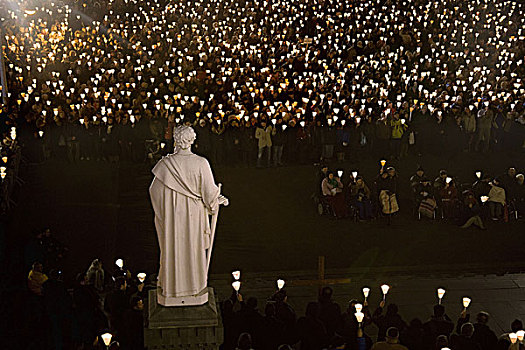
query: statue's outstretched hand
[{"left": 218, "top": 195, "right": 229, "bottom": 206}]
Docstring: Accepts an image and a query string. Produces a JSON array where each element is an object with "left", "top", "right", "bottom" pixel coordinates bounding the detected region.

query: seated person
[
  {"left": 460, "top": 191, "right": 485, "bottom": 229},
  {"left": 439, "top": 178, "right": 458, "bottom": 219},
  {"left": 409, "top": 166, "right": 425, "bottom": 195},
  {"left": 433, "top": 169, "right": 448, "bottom": 202},
  {"left": 376, "top": 167, "right": 399, "bottom": 215},
  {"left": 415, "top": 179, "right": 437, "bottom": 219},
  {"left": 472, "top": 175, "right": 491, "bottom": 199},
  {"left": 488, "top": 178, "right": 506, "bottom": 221},
  {"left": 349, "top": 176, "right": 373, "bottom": 220},
  {"left": 321, "top": 171, "right": 347, "bottom": 218}
]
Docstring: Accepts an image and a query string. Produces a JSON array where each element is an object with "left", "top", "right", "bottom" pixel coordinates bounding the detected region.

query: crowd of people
[
  {"left": 24, "top": 229, "right": 150, "bottom": 349},
  {"left": 23, "top": 237, "right": 525, "bottom": 350},
  {"left": 317, "top": 165, "right": 525, "bottom": 224},
  {"left": 0, "top": 0, "right": 523, "bottom": 168},
  {"left": 3, "top": 0, "right": 525, "bottom": 348},
  {"left": 222, "top": 285, "right": 523, "bottom": 350}
]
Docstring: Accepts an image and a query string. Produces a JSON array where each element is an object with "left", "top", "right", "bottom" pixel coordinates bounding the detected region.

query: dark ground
[{"left": 6, "top": 148, "right": 525, "bottom": 287}]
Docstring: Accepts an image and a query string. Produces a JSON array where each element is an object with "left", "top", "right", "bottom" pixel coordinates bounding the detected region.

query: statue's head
[{"left": 173, "top": 125, "right": 196, "bottom": 149}]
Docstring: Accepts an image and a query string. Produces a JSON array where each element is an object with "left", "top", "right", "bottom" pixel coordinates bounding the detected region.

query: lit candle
[
  {"left": 232, "top": 281, "right": 241, "bottom": 293},
  {"left": 517, "top": 330, "right": 524, "bottom": 342},
  {"left": 355, "top": 303, "right": 363, "bottom": 313},
  {"left": 115, "top": 259, "right": 124, "bottom": 269},
  {"left": 232, "top": 270, "right": 241, "bottom": 280},
  {"left": 355, "top": 311, "right": 364, "bottom": 325},
  {"left": 277, "top": 279, "right": 285, "bottom": 290},
  {"left": 437, "top": 288, "right": 446, "bottom": 304},
  {"left": 381, "top": 284, "right": 390, "bottom": 301},
  {"left": 137, "top": 272, "right": 146, "bottom": 283},
  {"left": 462, "top": 297, "right": 471, "bottom": 310},
  {"left": 362, "top": 287, "right": 370, "bottom": 302}
]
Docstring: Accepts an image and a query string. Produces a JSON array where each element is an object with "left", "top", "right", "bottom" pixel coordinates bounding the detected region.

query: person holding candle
[
  {"left": 376, "top": 167, "right": 400, "bottom": 219},
  {"left": 439, "top": 177, "right": 459, "bottom": 220},
  {"left": 487, "top": 178, "right": 506, "bottom": 221},
  {"left": 496, "top": 319, "right": 524, "bottom": 350},
  {"left": 372, "top": 302, "right": 407, "bottom": 342},
  {"left": 450, "top": 323, "right": 480, "bottom": 350},
  {"left": 349, "top": 176, "right": 374, "bottom": 220},
  {"left": 456, "top": 311, "right": 498, "bottom": 350},
  {"left": 422, "top": 305, "right": 454, "bottom": 348}
]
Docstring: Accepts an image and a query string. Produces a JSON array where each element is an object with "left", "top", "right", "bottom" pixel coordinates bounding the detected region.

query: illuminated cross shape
[{"left": 288, "top": 256, "right": 351, "bottom": 291}]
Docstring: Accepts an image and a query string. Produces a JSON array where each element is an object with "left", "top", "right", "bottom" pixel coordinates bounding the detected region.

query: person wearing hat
[
  {"left": 371, "top": 327, "right": 408, "bottom": 350},
  {"left": 410, "top": 166, "right": 425, "bottom": 196}
]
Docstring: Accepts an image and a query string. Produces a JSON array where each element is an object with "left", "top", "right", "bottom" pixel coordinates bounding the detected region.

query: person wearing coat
[
  {"left": 255, "top": 120, "right": 273, "bottom": 168},
  {"left": 487, "top": 178, "right": 506, "bottom": 220}
]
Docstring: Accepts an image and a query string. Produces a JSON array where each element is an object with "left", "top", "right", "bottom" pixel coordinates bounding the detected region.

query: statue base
[
  {"left": 157, "top": 287, "right": 209, "bottom": 306},
  {"left": 145, "top": 288, "right": 223, "bottom": 349}
]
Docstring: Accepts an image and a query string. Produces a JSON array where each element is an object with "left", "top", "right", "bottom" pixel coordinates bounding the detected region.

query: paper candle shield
[
  {"left": 462, "top": 297, "right": 471, "bottom": 308},
  {"left": 101, "top": 333, "right": 112, "bottom": 346},
  {"left": 232, "top": 281, "right": 241, "bottom": 291},
  {"left": 277, "top": 279, "right": 285, "bottom": 290},
  {"left": 137, "top": 272, "right": 146, "bottom": 283},
  {"left": 381, "top": 284, "right": 390, "bottom": 295}
]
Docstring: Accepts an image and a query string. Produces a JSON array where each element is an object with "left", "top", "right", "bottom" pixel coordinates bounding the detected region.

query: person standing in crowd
[
  {"left": 318, "top": 287, "right": 342, "bottom": 339},
  {"left": 255, "top": 120, "right": 273, "bottom": 168},
  {"left": 122, "top": 297, "right": 145, "bottom": 350},
  {"left": 194, "top": 118, "right": 211, "bottom": 158},
  {"left": 371, "top": 327, "right": 408, "bottom": 350},
  {"left": 87, "top": 259, "right": 105, "bottom": 292},
  {"left": 28, "top": 261, "right": 48, "bottom": 296},
  {"left": 72, "top": 272, "right": 106, "bottom": 349},
  {"left": 423, "top": 305, "right": 454, "bottom": 347},
  {"left": 475, "top": 104, "right": 494, "bottom": 153},
  {"left": 450, "top": 323, "right": 481, "bottom": 350},
  {"left": 372, "top": 302, "right": 407, "bottom": 342},
  {"left": 42, "top": 269, "right": 72, "bottom": 350},
  {"left": 390, "top": 114, "right": 407, "bottom": 160},
  {"left": 462, "top": 106, "right": 477, "bottom": 153},
  {"left": 104, "top": 277, "right": 129, "bottom": 339},
  {"left": 272, "top": 121, "right": 286, "bottom": 167},
  {"left": 297, "top": 302, "right": 329, "bottom": 350},
  {"left": 457, "top": 311, "right": 498, "bottom": 350}
]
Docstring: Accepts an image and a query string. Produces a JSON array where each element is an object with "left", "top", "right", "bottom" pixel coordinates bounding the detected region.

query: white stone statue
[{"left": 149, "top": 125, "right": 228, "bottom": 306}]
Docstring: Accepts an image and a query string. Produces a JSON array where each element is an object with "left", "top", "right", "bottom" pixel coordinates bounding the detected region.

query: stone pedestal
[{"left": 144, "top": 288, "right": 223, "bottom": 349}]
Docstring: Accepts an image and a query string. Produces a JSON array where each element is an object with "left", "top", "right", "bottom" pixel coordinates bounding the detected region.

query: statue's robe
[{"left": 149, "top": 149, "right": 219, "bottom": 306}]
